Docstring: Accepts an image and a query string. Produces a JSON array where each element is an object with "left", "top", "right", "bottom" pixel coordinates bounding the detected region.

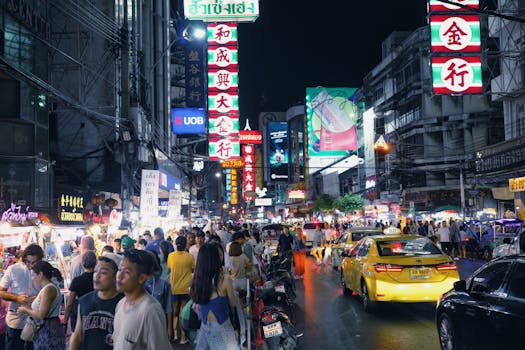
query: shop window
[{"left": 0, "top": 79, "right": 19, "bottom": 118}]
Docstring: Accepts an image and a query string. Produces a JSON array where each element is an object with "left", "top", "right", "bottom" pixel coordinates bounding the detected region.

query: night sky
[{"left": 237, "top": 0, "right": 427, "bottom": 126}]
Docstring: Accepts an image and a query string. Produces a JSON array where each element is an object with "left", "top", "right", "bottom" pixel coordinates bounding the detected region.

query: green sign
[{"left": 184, "top": 0, "right": 259, "bottom": 23}]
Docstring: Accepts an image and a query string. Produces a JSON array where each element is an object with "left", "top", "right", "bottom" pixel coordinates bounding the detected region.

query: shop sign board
[
  {"left": 430, "top": 15, "right": 481, "bottom": 52},
  {"left": 59, "top": 194, "right": 84, "bottom": 223},
  {"left": 431, "top": 56, "right": 482, "bottom": 94},
  {"left": 306, "top": 87, "right": 359, "bottom": 157},
  {"left": 509, "top": 176, "right": 525, "bottom": 192},
  {"left": 172, "top": 108, "right": 206, "bottom": 134},
  {"left": 185, "top": 43, "right": 206, "bottom": 108},
  {"left": 429, "top": 0, "right": 479, "bottom": 12},
  {"left": 207, "top": 24, "right": 238, "bottom": 44},
  {"left": 240, "top": 130, "right": 262, "bottom": 144},
  {"left": 287, "top": 190, "right": 305, "bottom": 200},
  {"left": 208, "top": 92, "right": 239, "bottom": 113},
  {"left": 221, "top": 159, "right": 243, "bottom": 168},
  {"left": 209, "top": 113, "right": 239, "bottom": 137},
  {"left": 255, "top": 198, "right": 272, "bottom": 206},
  {"left": 184, "top": 0, "right": 259, "bottom": 23},
  {"left": 208, "top": 46, "right": 238, "bottom": 70},
  {"left": 140, "top": 170, "right": 160, "bottom": 219},
  {"left": 1, "top": 203, "right": 38, "bottom": 223}
]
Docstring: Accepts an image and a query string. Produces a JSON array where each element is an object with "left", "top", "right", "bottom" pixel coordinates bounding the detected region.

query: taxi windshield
[
  {"left": 377, "top": 238, "right": 442, "bottom": 256},
  {"left": 352, "top": 231, "right": 381, "bottom": 242}
]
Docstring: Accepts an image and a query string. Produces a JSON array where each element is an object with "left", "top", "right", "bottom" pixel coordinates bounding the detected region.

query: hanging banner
[
  {"left": 185, "top": 43, "right": 206, "bottom": 108},
  {"left": 430, "top": 15, "right": 481, "bottom": 52},
  {"left": 432, "top": 56, "right": 482, "bottom": 94},
  {"left": 140, "top": 170, "right": 160, "bottom": 220},
  {"left": 243, "top": 145, "right": 255, "bottom": 199}
]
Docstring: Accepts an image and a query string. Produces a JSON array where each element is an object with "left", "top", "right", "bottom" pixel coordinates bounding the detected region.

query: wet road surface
[{"left": 290, "top": 257, "right": 485, "bottom": 350}]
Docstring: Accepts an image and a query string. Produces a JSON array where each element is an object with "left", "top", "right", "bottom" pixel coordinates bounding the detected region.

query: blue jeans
[{"left": 6, "top": 326, "right": 33, "bottom": 350}]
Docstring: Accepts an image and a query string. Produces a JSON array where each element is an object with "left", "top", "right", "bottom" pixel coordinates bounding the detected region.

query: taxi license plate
[
  {"left": 275, "top": 285, "right": 286, "bottom": 293},
  {"left": 263, "top": 321, "right": 283, "bottom": 338},
  {"left": 410, "top": 268, "right": 430, "bottom": 279}
]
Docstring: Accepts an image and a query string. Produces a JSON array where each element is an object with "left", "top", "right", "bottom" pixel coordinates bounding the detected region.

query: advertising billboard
[
  {"left": 172, "top": 108, "right": 206, "bottom": 134},
  {"left": 306, "top": 87, "right": 359, "bottom": 157},
  {"left": 268, "top": 122, "right": 289, "bottom": 181}
]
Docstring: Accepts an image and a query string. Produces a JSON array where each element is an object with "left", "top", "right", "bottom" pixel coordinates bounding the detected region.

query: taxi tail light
[
  {"left": 374, "top": 263, "right": 403, "bottom": 273},
  {"left": 435, "top": 262, "right": 457, "bottom": 271}
]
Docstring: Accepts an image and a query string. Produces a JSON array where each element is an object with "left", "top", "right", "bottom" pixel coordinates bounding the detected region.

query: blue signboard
[{"left": 172, "top": 108, "right": 206, "bottom": 134}]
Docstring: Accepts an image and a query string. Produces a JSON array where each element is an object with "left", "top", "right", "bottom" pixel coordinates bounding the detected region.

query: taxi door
[
  {"left": 342, "top": 240, "right": 363, "bottom": 289},
  {"left": 351, "top": 239, "right": 373, "bottom": 291}
]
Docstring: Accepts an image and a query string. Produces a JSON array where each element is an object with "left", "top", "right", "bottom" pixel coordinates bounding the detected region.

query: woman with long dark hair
[
  {"left": 18, "top": 261, "right": 65, "bottom": 349},
  {"left": 190, "top": 243, "right": 239, "bottom": 349}
]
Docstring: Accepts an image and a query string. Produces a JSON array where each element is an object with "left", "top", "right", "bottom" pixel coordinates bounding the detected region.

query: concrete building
[{"left": 362, "top": 27, "right": 504, "bottom": 216}]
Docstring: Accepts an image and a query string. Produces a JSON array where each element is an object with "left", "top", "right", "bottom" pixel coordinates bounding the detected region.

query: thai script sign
[
  {"left": 184, "top": 0, "right": 259, "bottom": 23},
  {"left": 140, "top": 170, "right": 160, "bottom": 220},
  {"left": 1, "top": 203, "right": 38, "bottom": 223},
  {"left": 509, "top": 176, "right": 525, "bottom": 192},
  {"left": 240, "top": 130, "right": 262, "bottom": 144},
  {"left": 430, "top": 15, "right": 480, "bottom": 52},
  {"left": 431, "top": 56, "right": 482, "bottom": 94},
  {"left": 59, "top": 194, "right": 84, "bottom": 223},
  {"left": 429, "top": 0, "right": 479, "bottom": 12}
]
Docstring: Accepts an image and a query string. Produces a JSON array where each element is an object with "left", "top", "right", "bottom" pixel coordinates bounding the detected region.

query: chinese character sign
[
  {"left": 243, "top": 145, "right": 255, "bottom": 199},
  {"left": 185, "top": 43, "right": 206, "bottom": 107},
  {"left": 430, "top": 15, "right": 480, "bottom": 52},
  {"left": 306, "top": 87, "right": 359, "bottom": 157},
  {"left": 429, "top": 0, "right": 479, "bottom": 12},
  {"left": 432, "top": 56, "right": 482, "bottom": 94},
  {"left": 208, "top": 23, "right": 240, "bottom": 161},
  {"left": 184, "top": 0, "right": 259, "bottom": 23}
]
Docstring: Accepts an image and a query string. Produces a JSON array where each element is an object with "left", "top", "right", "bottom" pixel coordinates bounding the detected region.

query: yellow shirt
[{"left": 166, "top": 251, "right": 195, "bottom": 295}]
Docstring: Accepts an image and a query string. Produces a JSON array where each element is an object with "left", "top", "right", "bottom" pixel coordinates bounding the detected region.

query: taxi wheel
[
  {"left": 340, "top": 270, "right": 351, "bottom": 295},
  {"left": 438, "top": 313, "right": 461, "bottom": 350},
  {"left": 361, "top": 280, "right": 375, "bottom": 313}
]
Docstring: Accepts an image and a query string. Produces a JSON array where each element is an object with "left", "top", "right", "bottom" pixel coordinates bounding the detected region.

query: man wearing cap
[
  {"left": 166, "top": 236, "right": 194, "bottom": 345},
  {"left": 120, "top": 235, "right": 136, "bottom": 252},
  {"left": 70, "top": 235, "right": 96, "bottom": 281},
  {"left": 189, "top": 231, "right": 205, "bottom": 262}
]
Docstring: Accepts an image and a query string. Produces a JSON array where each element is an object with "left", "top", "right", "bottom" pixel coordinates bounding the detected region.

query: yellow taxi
[
  {"left": 340, "top": 235, "right": 459, "bottom": 312},
  {"left": 330, "top": 227, "right": 383, "bottom": 270}
]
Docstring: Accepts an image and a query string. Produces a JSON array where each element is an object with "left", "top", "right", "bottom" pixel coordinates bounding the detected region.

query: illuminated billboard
[
  {"left": 268, "top": 121, "right": 289, "bottom": 181},
  {"left": 172, "top": 108, "right": 206, "bottom": 134},
  {"left": 306, "top": 87, "right": 359, "bottom": 158}
]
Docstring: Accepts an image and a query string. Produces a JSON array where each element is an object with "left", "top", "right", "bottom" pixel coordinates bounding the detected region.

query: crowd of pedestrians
[{"left": 0, "top": 222, "right": 286, "bottom": 350}]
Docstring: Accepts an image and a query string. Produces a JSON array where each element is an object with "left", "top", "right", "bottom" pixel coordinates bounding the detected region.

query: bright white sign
[
  {"left": 255, "top": 198, "right": 272, "bottom": 206},
  {"left": 140, "top": 170, "right": 159, "bottom": 220},
  {"left": 184, "top": 0, "right": 259, "bottom": 23}
]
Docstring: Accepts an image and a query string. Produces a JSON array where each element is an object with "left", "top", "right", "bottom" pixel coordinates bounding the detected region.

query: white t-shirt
[
  {"left": 113, "top": 293, "right": 171, "bottom": 350},
  {"left": 0, "top": 262, "right": 40, "bottom": 329},
  {"left": 189, "top": 244, "right": 200, "bottom": 262},
  {"left": 438, "top": 227, "right": 451, "bottom": 243}
]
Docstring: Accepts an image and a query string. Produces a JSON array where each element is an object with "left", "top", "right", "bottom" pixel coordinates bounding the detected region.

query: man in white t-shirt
[
  {"left": 189, "top": 231, "right": 205, "bottom": 262},
  {"left": 0, "top": 244, "right": 43, "bottom": 350},
  {"left": 113, "top": 249, "right": 171, "bottom": 349},
  {"left": 437, "top": 221, "right": 452, "bottom": 255}
]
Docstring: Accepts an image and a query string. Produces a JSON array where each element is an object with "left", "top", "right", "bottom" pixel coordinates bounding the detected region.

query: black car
[{"left": 436, "top": 254, "right": 525, "bottom": 350}]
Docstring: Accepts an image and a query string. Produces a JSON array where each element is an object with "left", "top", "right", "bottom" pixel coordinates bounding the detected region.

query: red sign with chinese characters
[{"left": 243, "top": 145, "right": 255, "bottom": 200}]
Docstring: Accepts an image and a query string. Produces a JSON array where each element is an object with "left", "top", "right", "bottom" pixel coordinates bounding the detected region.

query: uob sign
[{"left": 172, "top": 108, "right": 206, "bottom": 134}]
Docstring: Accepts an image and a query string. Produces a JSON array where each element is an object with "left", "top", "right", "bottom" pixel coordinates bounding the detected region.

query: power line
[{"left": 435, "top": 0, "right": 525, "bottom": 23}]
